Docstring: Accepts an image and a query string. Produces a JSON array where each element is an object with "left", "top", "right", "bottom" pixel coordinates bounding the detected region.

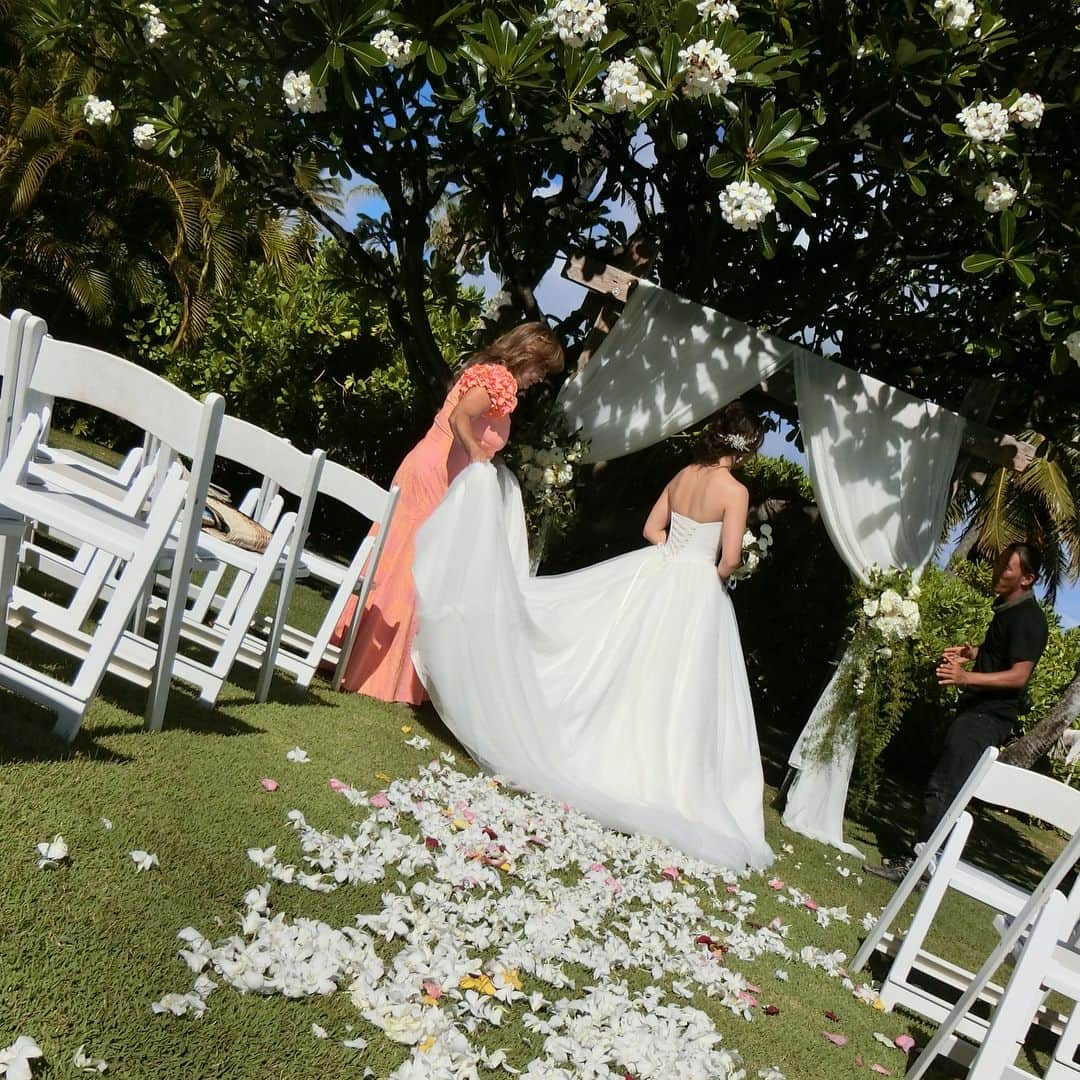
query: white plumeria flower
[
  {"left": 602, "top": 59, "right": 652, "bottom": 111},
  {"left": 718, "top": 179, "right": 775, "bottom": 231},
  {"left": 957, "top": 100, "right": 1010, "bottom": 143},
  {"left": 549, "top": 112, "right": 595, "bottom": 153},
  {"left": 150, "top": 991, "right": 206, "bottom": 1017},
  {"left": 311, "top": 1024, "right": 328, "bottom": 1039},
  {"left": 132, "top": 123, "right": 157, "bottom": 150},
  {"left": 759, "top": 1068, "right": 786, "bottom": 1080},
  {"left": 1009, "top": 92, "right": 1044, "bottom": 129},
  {"left": 933, "top": 0, "right": 976, "bottom": 31},
  {"left": 975, "top": 174, "right": 1017, "bottom": 213},
  {"left": 281, "top": 70, "right": 327, "bottom": 115},
  {"left": 404, "top": 735, "right": 431, "bottom": 750},
  {"left": 72, "top": 1044, "right": 108, "bottom": 1073},
  {"left": 852, "top": 120, "right": 871, "bottom": 140},
  {"left": 679, "top": 39, "right": 736, "bottom": 98},
  {"left": 130, "top": 850, "right": 160, "bottom": 872},
  {"left": 100, "top": 817, "right": 113, "bottom": 830},
  {"left": 698, "top": 0, "right": 738, "bottom": 18},
  {"left": 371, "top": 29, "right": 414, "bottom": 68},
  {"left": 1065, "top": 330, "right": 1080, "bottom": 365},
  {"left": 83, "top": 95, "right": 115, "bottom": 126},
  {"left": 140, "top": 2, "right": 167, "bottom": 43},
  {"left": 549, "top": 0, "right": 607, "bottom": 47},
  {"left": 36, "top": 834, "right": 69, "bottom": 869},
  {"left": 0, "top": 1036, "right": 43, "bottom": 1080},
  {"left": 285, "top": 746, "right": 310, "bottom": 763}
]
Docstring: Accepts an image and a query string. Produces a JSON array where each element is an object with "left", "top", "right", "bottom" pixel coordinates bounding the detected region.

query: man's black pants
[{"left": 917, "top": 709, "right": 1014, "bottom": 844}]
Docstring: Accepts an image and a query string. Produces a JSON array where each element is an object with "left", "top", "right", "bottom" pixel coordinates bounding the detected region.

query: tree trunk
[
  {"left": 1000, "top": 669, "right": 1080, "bottom": 769},
  {"left": 951, "top": 518, "right": 982, "bottom": 564}
]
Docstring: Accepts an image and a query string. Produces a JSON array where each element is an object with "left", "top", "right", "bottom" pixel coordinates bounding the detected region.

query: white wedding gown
[{"left": 411, "top": 463, "right": 774, "bottom": 870}]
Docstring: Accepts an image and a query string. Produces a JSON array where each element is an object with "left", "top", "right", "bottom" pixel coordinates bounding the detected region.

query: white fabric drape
[
  {"left": 557, "top": 280, "right": 811, "bottom": 463},
  {"left": 782, "top": 355, "right": 966, "bottom": 855}
]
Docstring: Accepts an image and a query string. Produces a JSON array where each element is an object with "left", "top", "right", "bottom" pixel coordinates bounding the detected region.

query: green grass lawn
[{"left": 0, "top": 432, "right": 1066, "bottom": 1078}]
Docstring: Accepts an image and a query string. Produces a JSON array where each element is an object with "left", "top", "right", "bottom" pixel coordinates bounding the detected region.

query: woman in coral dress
[{"left": 334, "top": 323, "right": 565, "bottom": 704}]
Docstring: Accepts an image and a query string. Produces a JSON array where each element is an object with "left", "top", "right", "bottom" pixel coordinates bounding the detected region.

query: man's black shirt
[{"left": 956, "top": 593, "right": 1048, "bottom": 723}]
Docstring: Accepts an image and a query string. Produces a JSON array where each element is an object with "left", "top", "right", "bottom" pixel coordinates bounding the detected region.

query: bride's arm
[
  {"left": 716, "top": 487, "right": 749, "bottom": 580},
  {"left": 642, "top": 486, "right": 671, "bottom": 545}
]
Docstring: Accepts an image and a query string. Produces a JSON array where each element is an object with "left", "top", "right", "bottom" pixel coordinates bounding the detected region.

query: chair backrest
[
  {"left": 14, "top": 327, "right": 214, "bottom": 460},
  {"left": 215, "top": 414, "right": 321, "bottom": 498},
  {"left": 974, "top": 760, "right": 1080, "bottom": 837},
  {"left": 318, "top": 459, "right": 396, "bottom": 521}
]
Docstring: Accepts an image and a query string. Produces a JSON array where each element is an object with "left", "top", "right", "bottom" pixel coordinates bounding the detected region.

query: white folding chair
[
  {"left": 856, "top": 750, "right": 1080, "bottom": 1050},
  {"left": 140, "top": 413, "right": 326, "bottom": 706},
  {"left": 907, "top": 829, "right": 1080, "bottom": 1079},
  {"left": 5, "top": 316, "right": 225, "bottom": 732},
  {"left": 227, "top": 459, "right": 398, "bottom": 692},
  {"left": 0, "top": 415, "right": 188, "bottom": 741}
]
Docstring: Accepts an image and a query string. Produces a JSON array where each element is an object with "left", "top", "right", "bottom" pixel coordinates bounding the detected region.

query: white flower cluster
[
  {"left": 697, "top": 0, "right": 739, "bottom": 20},
  {"left": 549, "top": 0, "right": 608, "bottom": 47},
  {"left": 83, "top": 95, "right": 115, "bottom": 127},
  {"left": 719, "top": 179, "right": 775, "bottom": 231},
  {"left": 140, "top": 2, "right": 167, "bottom": 43},
  {"left": 154, "top": 760, "right": 887, "bottom": 1077},
  {"left": 520, "top": 442, "right": 581, "bottom": 495},
  {"left": 549, "top": 112, "right": 595, "bottom": 153},
  {"left": 862, "top": 583, "right": 921, "bottom": 641},
  {"left": 371, "top": 29, "right": 414, "bottom": 69},
  {"left": 957, "top": 100, "right": 1010, "bottom": 143},
  {"left": 1065, "top": 330, "right": 1080, "bottom": 365},
  {"left": 933, "top": 0, "right": 977, "bottom": 31},
  {"left": 602, "top": 58, "right": 652, "bottom": 112},
  {"left": 1009, "top": 92, "right": 1044, "bottom": 129},
  {"left": 679, "top": 39, "right": 736, "bottom": 98},
  {"left": 282, "top": 70, "right": 327, "bottom": 115},
  {"left": 132, "top": 122, "right": 157, "bottom": 150},
  {"left": 729, "top": 523, "right": 773, "bottom": 584},
  {"left": 975, "top": 174, "right": 1017, "bottom": 213}
]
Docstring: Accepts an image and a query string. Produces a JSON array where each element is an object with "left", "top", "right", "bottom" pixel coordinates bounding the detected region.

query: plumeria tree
[{"left": 12, "top": 0, "right": 1077, "bottom": 406}]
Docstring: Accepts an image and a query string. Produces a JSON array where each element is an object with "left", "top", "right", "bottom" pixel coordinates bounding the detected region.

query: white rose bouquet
[
  {"left": 727, "top": 523, "right": 774, "bottom": 587},
  {"left": 811, "top": 567, "right": 922, "bottom": 809}
]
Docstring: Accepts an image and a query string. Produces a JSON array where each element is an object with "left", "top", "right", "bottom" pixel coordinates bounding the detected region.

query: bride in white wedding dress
[{"left": 411, "top": 403, "right": 774, "bottom": 870}]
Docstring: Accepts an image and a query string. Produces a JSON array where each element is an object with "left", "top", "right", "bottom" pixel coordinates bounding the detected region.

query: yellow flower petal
[
  {"left": 375, "top": 772, "right": 391, "bottom": 782},
  {"left": 401, "top": 725, "right": 412, "bottom": 734},
  {"left": 419, "top": 1036, "right": 437, "bottom": 1053}
]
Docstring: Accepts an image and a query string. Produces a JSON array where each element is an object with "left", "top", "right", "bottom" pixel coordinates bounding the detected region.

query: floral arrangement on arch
[
  {"left": 501, "top": 407, "right": 591, "bottom": 562},
  {"left": 809, "top": 568, "right": 922, "bottom": 809},
  {"left": 727, "top": 523, "right": 774, "bottom": 587}
]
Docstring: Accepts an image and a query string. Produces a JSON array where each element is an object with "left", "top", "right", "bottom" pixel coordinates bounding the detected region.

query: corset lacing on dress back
[{"left": 663, "top": 511, "right": 724, "bottom": 564}]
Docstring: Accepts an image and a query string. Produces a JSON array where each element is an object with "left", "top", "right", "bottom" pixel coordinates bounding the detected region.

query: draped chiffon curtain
[
  {"left": 557, "top": 280, "right": 811, "bottom": 462},
  {"left": 782, "top": 355, "right": 966, "bottom": 855}
]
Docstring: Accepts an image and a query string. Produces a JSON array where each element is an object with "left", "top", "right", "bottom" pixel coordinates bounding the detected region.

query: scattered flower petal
[
  {"left": 130, "top": 850, "right": 159, "bottom": 872},
  {"left": 72, "top": 1044, "right": 108, "bottom": 1073},
  {"left": 260, "top": 778, "right": 279, "bottom": 792},
  {"left": 822, "top": 1031, "right": 848, "bottom": 1046},
  {"left": 36, "top": 834, "right": 69, "bottom": 869},
  {"left": 285, "top": 747, "right": 310, "bottom": 764}
]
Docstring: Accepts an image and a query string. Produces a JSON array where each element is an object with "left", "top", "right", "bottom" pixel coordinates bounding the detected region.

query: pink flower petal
[
  {"left": 421, "top": 980, "right": 442, "bottom": 1000},
  {"left": 804, "top": 899, "right": 820, "bottom": 911},
  {"left": 369, "top": 792, "right": 390, "bottom": 808},
  {"left": 768, "top": 878, "right": 785, "bottom": 890},
  {"left": 894, "top": 1035, "right": 915, "bottom": 1053},
  {"left": 822, "top": 1032, "right": 848, "bottom": 1047},
  {"left": 661, "top": 866, "right": 680, "bottom": 881},
  {"left": 726, "top": 884, "right": 740, "bottom": 893},
  {"left": 329, "top": 778, "right": 346, "bottom": 791},
  {"left": 260, "top": 778, "right": 279, "bottom": 791},
  {"left": 871, "top": 1066, "right": 893, "bottom": 1076}
]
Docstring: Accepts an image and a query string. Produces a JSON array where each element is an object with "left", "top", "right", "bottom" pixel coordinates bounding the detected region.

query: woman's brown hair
[
  {"left": 463, "top": 322, "right": 565, "bottom": 380},
  {"left": 694, "top": 401, "right": 766, "bottom": 465}
]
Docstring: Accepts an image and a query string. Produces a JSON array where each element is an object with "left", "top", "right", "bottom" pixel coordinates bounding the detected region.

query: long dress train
[{"left": 412, "top": 463, "right": 773, "bottom": 870}]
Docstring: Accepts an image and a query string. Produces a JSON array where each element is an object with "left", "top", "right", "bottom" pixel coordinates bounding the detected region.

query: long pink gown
[{"left": 333, "top": 364, "right": 518, "bottom": 704}]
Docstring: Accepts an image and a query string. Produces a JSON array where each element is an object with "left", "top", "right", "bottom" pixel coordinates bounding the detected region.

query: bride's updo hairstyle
[
  {"left": 694, "top": 401, "right": 765, "bottom": 465},
  {"left": 462, "top": 322, "right": 566, "bottom": 382}
]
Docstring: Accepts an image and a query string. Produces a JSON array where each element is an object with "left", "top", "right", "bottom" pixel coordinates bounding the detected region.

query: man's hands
[{"left": 937, "top": 643, "right": 975, "bottom": 687}]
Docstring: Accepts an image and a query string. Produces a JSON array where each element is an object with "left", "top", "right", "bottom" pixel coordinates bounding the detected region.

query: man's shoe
[{"left": 867, "top": 856, "right": 918, "bottom": 883}]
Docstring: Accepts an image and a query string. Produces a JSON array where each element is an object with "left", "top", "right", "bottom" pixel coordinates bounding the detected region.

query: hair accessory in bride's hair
[{"left": 725, "top": 433, "right": 752, "bottom": 452}]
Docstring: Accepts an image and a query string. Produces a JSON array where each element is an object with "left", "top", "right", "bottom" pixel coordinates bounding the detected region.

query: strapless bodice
[{"left": 662, "top": 511, "right": 723, "bottom": 564}]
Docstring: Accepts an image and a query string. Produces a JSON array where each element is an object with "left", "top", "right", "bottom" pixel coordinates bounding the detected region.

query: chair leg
[
  {"left": 52, "top": 705, "right": 84, "bottom": 744},
  {"left": 0, "top": 529, "right": 22, "bottom": 655}
]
